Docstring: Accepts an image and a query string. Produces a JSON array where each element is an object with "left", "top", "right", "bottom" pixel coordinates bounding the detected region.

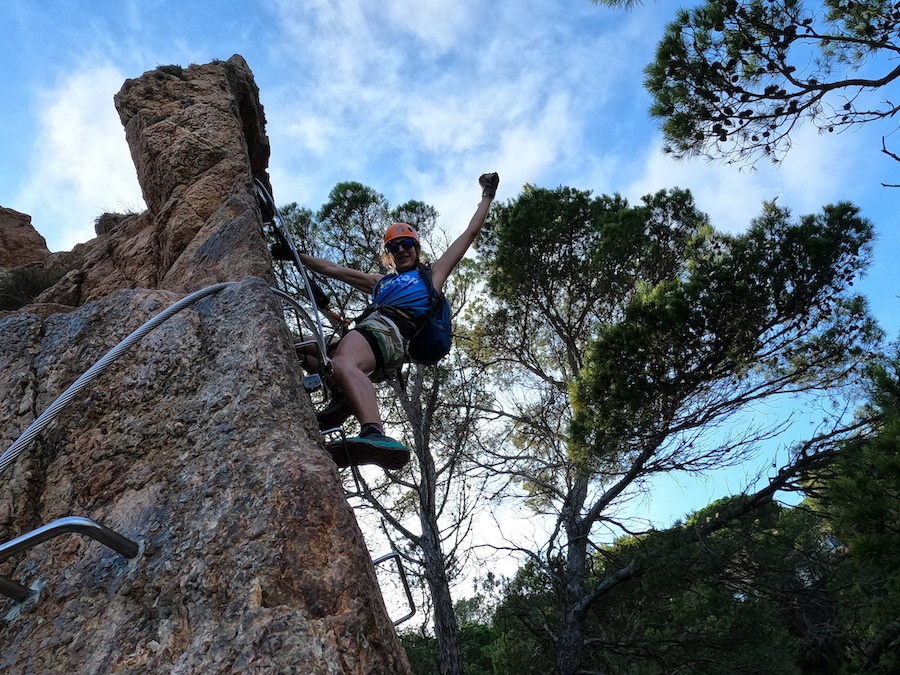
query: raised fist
[{"left": 479, "top": 172, "right": 499, "bottom": 199}]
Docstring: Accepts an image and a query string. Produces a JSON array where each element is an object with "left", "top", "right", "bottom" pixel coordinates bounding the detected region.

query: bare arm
[
  {"left": 298, "top": 253, "right": 383, "bottom": 295},
  {"left": 431, "top": 188, "right": 495, "bottom": 293}
]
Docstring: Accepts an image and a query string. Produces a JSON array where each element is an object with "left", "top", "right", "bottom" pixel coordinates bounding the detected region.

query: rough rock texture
[
  {"left": 0, "top": 208, "right": 50, "bottom": 269},
  {"left": 0, "top": 56, "right": 411, "bottom": 674},
  {"left": 29, "top": 55, "right": 273, "bottom": 308}
]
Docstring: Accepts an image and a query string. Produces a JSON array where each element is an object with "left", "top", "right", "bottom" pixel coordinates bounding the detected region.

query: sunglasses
[{"left": 385, "top": 237, "right": 418, "bottom": 254}]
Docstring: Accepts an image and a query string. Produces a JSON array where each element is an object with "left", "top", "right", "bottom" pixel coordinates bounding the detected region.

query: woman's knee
[
  {"left": 331, "top": 356, "right": 372, "bottom": 390},
  {"left": 330, "top": 354, "right": 358, "bottom": 384},
  {"left": 332, "top": 332, "right": 376, "bottom": 373}
]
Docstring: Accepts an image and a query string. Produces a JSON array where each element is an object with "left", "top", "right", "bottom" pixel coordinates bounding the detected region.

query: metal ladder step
[
  {"left": 373, "top": 551, "right": 416, "bottom": 626},
  {"left": 319, "top": 429, "right": 417, "bottom": 626},
  {"left": 0, "top": 516, "right": 139, "bottom": 603}
]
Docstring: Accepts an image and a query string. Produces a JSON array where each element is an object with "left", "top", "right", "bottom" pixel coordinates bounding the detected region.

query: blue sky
[{"left": 2, "top": 1, "right": 898, "bottom": 548}]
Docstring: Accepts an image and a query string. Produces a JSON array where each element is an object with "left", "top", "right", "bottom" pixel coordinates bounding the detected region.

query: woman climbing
[{"left": 298, "top": 172, "right": 499, "bottom": 470}]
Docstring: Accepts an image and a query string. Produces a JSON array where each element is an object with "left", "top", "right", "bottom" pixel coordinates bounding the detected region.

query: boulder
[{"left": 0, "top": 208, "right": 50, "bottom": 269}]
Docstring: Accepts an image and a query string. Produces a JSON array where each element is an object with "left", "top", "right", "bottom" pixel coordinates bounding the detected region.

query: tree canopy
[
  {"left": 607, "top": 0, "right": 900, "bottom": 169},
  {"left": 275, "top": 180, "right": 890, "bottom": 674},
  {"left": 572, "top": 200, "right": 877, "bottom": 461},
  {"left": 467, "top": 184, "right": 880, "bottom": 674},
  {"left": 471, "top": 355, "right": 900, "bottom": 674}
]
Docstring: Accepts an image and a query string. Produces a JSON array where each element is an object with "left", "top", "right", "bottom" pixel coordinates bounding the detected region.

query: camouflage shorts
[{"left": 355, "top": 310, "right": 407, "bottom": 379}]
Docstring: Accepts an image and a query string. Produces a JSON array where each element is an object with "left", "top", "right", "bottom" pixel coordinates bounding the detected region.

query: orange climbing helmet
[{"left": 383, "top": 222, "right": 420, "bottom": 246}]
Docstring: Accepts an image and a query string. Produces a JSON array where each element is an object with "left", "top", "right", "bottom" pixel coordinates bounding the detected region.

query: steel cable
[{"left": 0, "top": 282, "right": 237, "bottom": 476}]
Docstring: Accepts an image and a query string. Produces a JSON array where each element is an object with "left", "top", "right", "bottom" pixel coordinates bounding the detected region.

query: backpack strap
[{"left": 417, "top": 263, "right": 441, "bottom": 307}]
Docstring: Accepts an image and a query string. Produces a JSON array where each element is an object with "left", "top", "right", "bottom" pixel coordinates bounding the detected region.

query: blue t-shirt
[{"left": 372, "top": 268, "right": 431, "bottom": 336}]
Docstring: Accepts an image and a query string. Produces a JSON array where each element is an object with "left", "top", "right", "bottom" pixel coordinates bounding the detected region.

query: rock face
[
  {"left": 0, "top": 208, "right": 50, "bottom": 269},
  {"left": 0, "top": 56, "right": 411, "bottom": 674},
  {"left": 15, "top": 56, "right": 274, "bottom": 309}
]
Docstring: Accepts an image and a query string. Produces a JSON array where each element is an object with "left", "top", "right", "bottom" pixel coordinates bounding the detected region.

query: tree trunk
[
  {"left": 555, "top": 611, "right": 588, "bottom": 675},
  {"left": 554, "top": 474, "right": 591, "bottom": 675},
  {"left": 396, "top": 366, "right": 466, "bottom": 675},
  {"left": 416, "top": 417, "right": 463, "bottom": 675},
  {"left": 421, "top": 516, "right": 464, "bottom": 675}
]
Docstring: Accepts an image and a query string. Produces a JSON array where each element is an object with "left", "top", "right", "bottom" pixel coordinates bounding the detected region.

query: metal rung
[
  {"left": 0, "top": 516, "right": 140, "bottom": 603},
  {"left": 373, "top": 551, "right": 416, "bottom": 626},
  {"left": 319, "top": 429, "right": 415, "bottom": 625}
]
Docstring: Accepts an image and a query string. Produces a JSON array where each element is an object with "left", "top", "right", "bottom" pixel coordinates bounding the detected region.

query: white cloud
[
  {"left": 271, "top": 0, "right": 405, "bottom": 109},
  {"left": 404, "top": 90, "right": 576, "bottom": 248},
  {"left": 264, "top": 0, "right": 887, "bottom": 254},
  {"left": 278, "top": 112, "right": 340, "bottom": 158},
  {"left": 384, "top": 0, "right": 469, "bottom": 51},
  {"left": 491, "top": 93, "right": 574, "bottom": 191},
  {"left": 263, "top": 0, "right": 646, "bottom": 237},
  {"left": 16, "top": 64, "right": 144, "bottom": 251},
  {"left": 623, "top": 122, "right": 872, "bottom": 233}
]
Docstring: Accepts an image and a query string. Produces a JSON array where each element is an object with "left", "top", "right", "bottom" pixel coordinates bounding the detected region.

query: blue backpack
[{"left": 408, "top": 264, "right": 452, "bottom": 366}]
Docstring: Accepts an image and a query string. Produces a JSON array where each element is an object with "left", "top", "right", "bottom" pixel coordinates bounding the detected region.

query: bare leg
[
  {"left": 322, "top": 330, "right": 410, "bottom": 469},
  {"left": 330, "top": 330, "right": 381, "bottom": 426},
  {"left": 295, "top": 333, "right": 343, "bottom": 379},
  {"left": 295, "top": 342, "right": 321, "bottom": 373}
]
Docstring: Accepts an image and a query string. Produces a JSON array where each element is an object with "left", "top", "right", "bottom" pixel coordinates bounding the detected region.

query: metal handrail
[
  {"left": 0, "top": 516, "right": 139, "bottom": 563},
  {"left": 373, "top": 551, "right": 416, "bottom": 626},
  {"left": 255, "top": 179, "right": 332, "bottom": 374},
  {"left": 0, "top": 284, "right": 237, "bottom": 604},
  {"left": 0, "top": 516, "right": 140, "bottom": 602},
  {"left": 271, "top": 287, "right": 332, "bottom": 379}
]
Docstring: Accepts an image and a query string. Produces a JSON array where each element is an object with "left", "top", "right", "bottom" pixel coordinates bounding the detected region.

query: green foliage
[
  {"left": 471, "top": 185, "right": 713, "bottom": 396},
  {"left": 478, "top": 357, "right": 900, "bottom": 673},
  {"left": 467, "top": 187, "right": 727, "bottom": 517},
  {"left": 816, "top": 357, "right": 900, "bottom": 672},
  {"left": 641, "top": 0, "right": 900, "bottom": 165},
  {"left": 401, "top": 633, "right": 441, "bottom": 675},
  {"left": 571, "top": 200, "right": 878, "bottom": 459},
  {"left": 480, "top": 185, "right": 709, "bottom": 317},
  {"left": 316, "top": 181, "right": 392, "bottom": 274},
  {"left": 154, "top": 64, "right": 185, "bottom": 79},
  {"left": 486, "top": 498, "right": 844, "bottom": 673},
  {"left": 482, "top": 562, "right": 562, "bottom": 674},
  {"left": 400, "top": 583, "right": 551, "bottom": 675},
  {"left": 466, "top": 182, "right": 880, "bottom": 674}
]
